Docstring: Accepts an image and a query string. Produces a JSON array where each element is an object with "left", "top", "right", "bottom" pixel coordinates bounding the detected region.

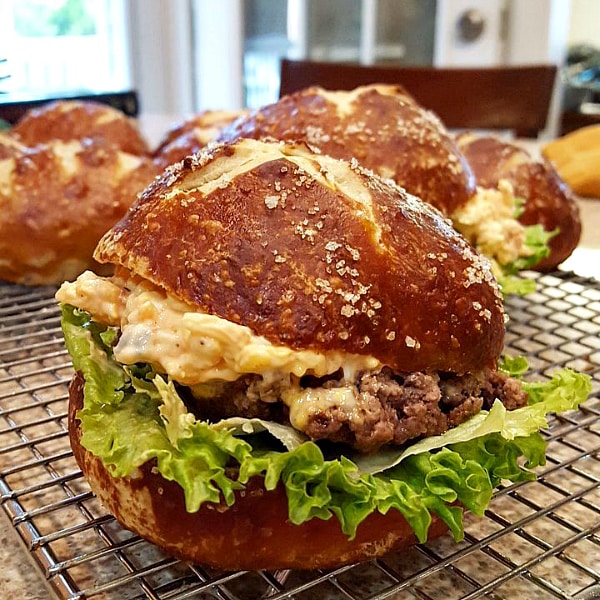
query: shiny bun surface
[
  {"left": 217, "top": 85, "right": 475, "bottom": 215},
  {"left": 95, "top": 138, "right": 504, "bottom": 375},
  {"left": 11, "top": 100, "right": 150, "bottom": 156}
]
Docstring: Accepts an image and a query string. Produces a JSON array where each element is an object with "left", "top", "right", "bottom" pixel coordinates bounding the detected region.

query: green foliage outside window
[{"left": 14, "top": 0, "right": 97, "bottom": 37}]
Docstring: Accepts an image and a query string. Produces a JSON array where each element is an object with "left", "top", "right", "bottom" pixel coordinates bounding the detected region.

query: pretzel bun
[
  {"left": 153, "top": 109, "right": 246, "bottom": 169},
  {"left": 456, "top": 134, "right": 581, "bottom": 271},
  {"left": 95, "top": 138, "right": 504, "bottom": 374},
  {"left": 542, "top": 124, "right": 600, "bottom": 198},
  {"left": 11, "top": 100, "right": 150, "bottom": 156},
  {"left": 217, "top": 85, "right": 475, "bottom": 215},
  {"left": 0, "top": 138, "right": 159, "bottom": 285}
]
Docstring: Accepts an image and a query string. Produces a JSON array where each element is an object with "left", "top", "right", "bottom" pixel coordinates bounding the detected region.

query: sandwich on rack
[{"left": 56, "top": 138, "right": 590, "bottom": 570}]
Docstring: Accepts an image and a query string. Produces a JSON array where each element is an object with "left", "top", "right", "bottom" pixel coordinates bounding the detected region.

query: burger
[{"left": 56, "top": 138, "right": 590, "bottom": 571}]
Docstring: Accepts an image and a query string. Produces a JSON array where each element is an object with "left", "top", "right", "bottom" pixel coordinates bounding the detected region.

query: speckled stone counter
[{"left": 1, "top": 511, "right": 56, "bottom": 599}]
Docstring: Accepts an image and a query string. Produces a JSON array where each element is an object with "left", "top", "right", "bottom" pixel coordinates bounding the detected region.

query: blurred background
[{"left": 0, "top": 0, "right": 598, "bottom": 136}]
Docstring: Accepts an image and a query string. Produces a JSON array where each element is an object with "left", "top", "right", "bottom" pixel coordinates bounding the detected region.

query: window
[{"left": 0, "top": 0, "right": 131, "bottom": 97}]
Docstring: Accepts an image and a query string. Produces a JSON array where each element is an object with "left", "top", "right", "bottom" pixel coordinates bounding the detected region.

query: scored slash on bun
[
  {"left": 95, "top": 138, "right": 505, "bottom": 375},
  {"left": 217, "top": 85, "right": 476, "bottom": 216},
  {"left": 68, "top": 371, "right": 449, "bottom": 570}
]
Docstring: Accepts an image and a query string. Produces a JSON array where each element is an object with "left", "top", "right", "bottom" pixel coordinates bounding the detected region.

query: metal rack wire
[{"left": 0, "top": 271, "right": 599, "bottom": 600}]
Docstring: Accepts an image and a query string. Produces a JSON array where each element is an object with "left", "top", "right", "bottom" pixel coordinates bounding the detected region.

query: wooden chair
[{"left": 279, "top": 58, "right": 558, "bottom": 138}]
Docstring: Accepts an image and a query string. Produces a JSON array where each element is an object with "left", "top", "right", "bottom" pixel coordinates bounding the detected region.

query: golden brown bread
[
  {"left": 0, "top": 131, "right": 25, "bottom": 158},
  {"left": 217, "top": 85, "right": 476, "bottom": 215},
  {"left": 456, "top": 133, "right": 582, "bottom": 271},
  {"left": 68, "top": 366, "right": 450, "bottom": 570},
  {"left": 153, "top": 109, "right": 246, "bottom": 169},
  {"left": 11, "top": 100, "right": 151, "bottom": 156},
  {"left": 0, "top": 138, "right": 159, "bottom": 285},
  {"left": 542, "top": 125, "right": 600, "bottom": 198},
  {"left": 95, "top": 138, "right": 504, "bottom": 375}
]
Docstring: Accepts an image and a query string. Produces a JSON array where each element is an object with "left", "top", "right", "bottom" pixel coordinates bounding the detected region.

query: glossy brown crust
[
  {"left": 217, "top": 85, "right": 476, "bottom": 215},
  {"left": 0, "top": 132, "right": 25, "bottom": 159},
  {"left": 0, "top": 138, "right": 159, "bottom": 285},
  {"left": 456, "top": 134, "right": 582, "bottom": 271},
  {"left": 153, "top": 109, "right": 246, "bottom": 169},
  {"left": 68, "top": 372, "right": 450, "bottom": 570},
  {"left": 95, "top": 138, "right": 504, "bottom": 375},
  {"left": 11, "top": 100, "right": 151, "bottom": 156}
]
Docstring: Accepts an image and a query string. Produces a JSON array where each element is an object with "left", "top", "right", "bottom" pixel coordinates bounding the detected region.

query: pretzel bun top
[
  {"left": 0, "top": 138, "right": 158, "bottom": 285},
  {"left": 152, "top": 109, "right": 247, "bottom": 170},
  {"left": 217, "top": 85, "right": 476, "bottom": 215},
  {"left": 95, "top": 138, "right": 503, "bottom": 375},
  {"left": 11, "top": 100, "right": 150, "bottom": 156}
]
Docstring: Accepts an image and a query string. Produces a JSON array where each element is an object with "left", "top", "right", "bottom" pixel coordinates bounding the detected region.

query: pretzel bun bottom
[{"left": 68, "top": 373, "right": 449, "bottom": 571}]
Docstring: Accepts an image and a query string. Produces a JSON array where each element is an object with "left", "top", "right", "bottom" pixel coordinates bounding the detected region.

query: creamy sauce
[
  {"left": 56, "top": 271, "right": 382, "bottom": 386},
  {"left": 452, "top": 179, "right": 529, "bottom": 266}
]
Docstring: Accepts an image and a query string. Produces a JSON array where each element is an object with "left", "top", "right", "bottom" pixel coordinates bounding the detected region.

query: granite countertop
[{"left": 0, "top": 511, "right": 55, "bottom": 599}]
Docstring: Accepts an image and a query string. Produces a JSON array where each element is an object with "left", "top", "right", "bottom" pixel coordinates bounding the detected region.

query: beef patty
[{"left": 187, "top": 367, "right": 528, "bottom": 453}]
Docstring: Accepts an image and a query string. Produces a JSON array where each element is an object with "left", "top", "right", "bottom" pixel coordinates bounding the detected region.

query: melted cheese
[
  {"left": 56, "top": 271, "right": 381, "bottom": 386},
  {"left": 176, "top": 138, "right": 385, "bottom": 250},
  {"left": 283, "top": 385, "right": 358, "bottom": 431}
]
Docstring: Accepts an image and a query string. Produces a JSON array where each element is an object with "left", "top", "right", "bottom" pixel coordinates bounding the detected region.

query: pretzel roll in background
[
  {"left": 153, "top": 109, "right": 247, "bottom": 169},
  {"left": 217, "top": 84, "right": 476, "bottom": 216},
  {"left": 54, "top": 137, "right": 558, "bottom": 571},
  {"left": 0, "top": 137, "right": 159, "bottom": 285},
  {"left": 10, "top": 99, "right": 151, "bottom": 156},
  {"left": 456, "top": 133, "right": 582, "bottom": 271},
  {"left": 0, "top": 100, "right": 160, "bottom": 286}
]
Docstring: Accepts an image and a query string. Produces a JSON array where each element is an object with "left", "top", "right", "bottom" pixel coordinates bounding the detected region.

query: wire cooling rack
[{"left": 0, "top": 271, "right": 599, "bottom": 600}]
